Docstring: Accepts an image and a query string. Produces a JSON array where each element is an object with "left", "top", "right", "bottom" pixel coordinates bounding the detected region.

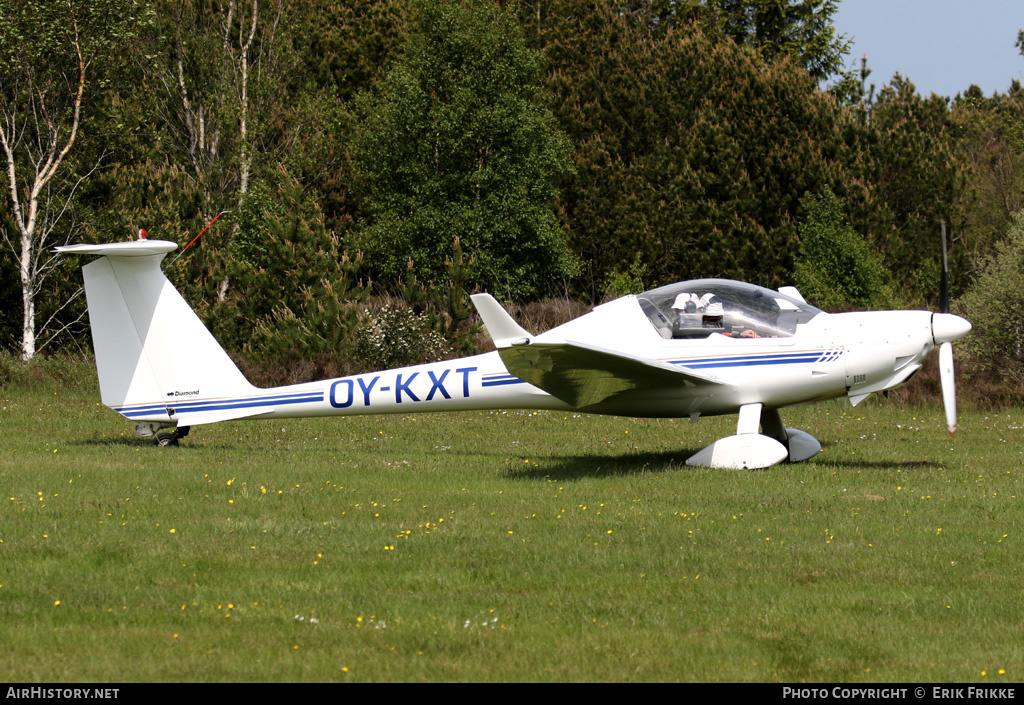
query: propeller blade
[
  {"left": 939, "top": 341, "right": 956, "bottom": 436},
  {"left": 940, "top": 220, "right": 950, "bottom": 314}
]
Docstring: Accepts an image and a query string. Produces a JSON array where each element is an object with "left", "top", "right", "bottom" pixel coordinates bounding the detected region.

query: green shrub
[
  {"left": 793, "top": 187, "right": 892, "bottom": 311},
  {"left": 602, "top": 254, "right": 648, "bottom": 301},
  {"left": 960, "top": 211, "right": 1024, "bottom": 382}
]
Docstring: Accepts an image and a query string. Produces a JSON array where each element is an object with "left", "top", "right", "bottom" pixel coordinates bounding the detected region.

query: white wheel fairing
[
  {"left": 686, "top": 434, "right": 789, "bottom": 469},
  {"left": 782, "top": 428, "right": 822, "bottom": 463}
]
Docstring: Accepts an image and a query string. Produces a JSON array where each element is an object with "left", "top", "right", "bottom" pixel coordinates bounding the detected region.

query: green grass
[{"left": 1, "top": 357, "right": 1022, "bottom": 682}]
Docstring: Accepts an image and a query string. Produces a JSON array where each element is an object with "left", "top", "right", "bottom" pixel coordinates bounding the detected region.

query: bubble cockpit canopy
[{"left": 635, "top": 279, "right": 823, "bottom": 340}]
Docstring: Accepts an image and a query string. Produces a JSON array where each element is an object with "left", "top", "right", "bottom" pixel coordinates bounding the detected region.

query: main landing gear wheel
[{"left": 153, "top": 426, "right": 190, "bottom": 447}]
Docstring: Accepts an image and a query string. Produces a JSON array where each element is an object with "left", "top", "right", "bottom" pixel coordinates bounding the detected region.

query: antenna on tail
[{"left": 169, "top": 210, "right": 232, "bottom": 266}]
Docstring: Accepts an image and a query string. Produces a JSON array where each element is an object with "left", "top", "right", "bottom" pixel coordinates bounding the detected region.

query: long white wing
[{"left": 498, "top": 340, "right": 728, "bottom": 408}]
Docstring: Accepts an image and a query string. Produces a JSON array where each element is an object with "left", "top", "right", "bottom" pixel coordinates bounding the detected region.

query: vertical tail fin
[{"left": 58, "top": 240, "right": 256, "bottom": 419}]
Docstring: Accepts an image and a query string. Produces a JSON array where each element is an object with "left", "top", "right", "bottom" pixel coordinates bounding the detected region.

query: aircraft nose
[{"left": 932, "top": 313, "right": 972, "bottom": 344}]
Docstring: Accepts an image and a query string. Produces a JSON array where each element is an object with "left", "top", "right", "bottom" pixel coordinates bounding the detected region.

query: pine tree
[
  {"left": 859, "top": 75, "right": 967, "bottom": 302},
  {"left": 517, "top": 3, "right": 861, "bottom": 297},
  {"left": 950, "top": 83, "right": 1024, "bottom": 283}
]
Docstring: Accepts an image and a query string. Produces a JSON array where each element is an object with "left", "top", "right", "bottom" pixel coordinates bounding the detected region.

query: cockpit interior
[{"left": 635, "top": 279, "right": 823, "bottom": 340}]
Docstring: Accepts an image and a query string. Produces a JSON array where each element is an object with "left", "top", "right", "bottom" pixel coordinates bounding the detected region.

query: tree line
[{"left": 1, "top": 0, "right": 1022, "bottom": 384}]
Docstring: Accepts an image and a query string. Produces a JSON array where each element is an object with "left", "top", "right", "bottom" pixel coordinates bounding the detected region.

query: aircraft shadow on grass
[
  {"left": 505, "top": 446, "right": 946, "bottom": 480},
  {"left": 503, "top": 449, "right": 705, "bottom": 480},
  {"left": 817, "top": 459, "right": 946, "bottom": 471}
]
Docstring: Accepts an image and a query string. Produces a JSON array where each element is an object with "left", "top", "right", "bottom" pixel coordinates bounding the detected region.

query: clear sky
[{"left": 834, "top": 0, "right": 1024, "bottom": 98}]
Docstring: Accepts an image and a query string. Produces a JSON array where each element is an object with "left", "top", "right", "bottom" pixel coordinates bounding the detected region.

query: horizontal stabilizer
[
  {"left": 470, "top": 294, "right": 532, "bottom": 347},
  {"left": 57, "top": 240, "right": 178, "bottom": 257},
  {"left": 499, "top": 340, "right": 727, "bottom": 408}
]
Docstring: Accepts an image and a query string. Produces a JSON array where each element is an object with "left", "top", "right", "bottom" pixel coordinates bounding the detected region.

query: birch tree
[
  {"left": 142, "top": 0, "right": 311, "bottom": 306},
  {"left": 0, "top": 0, "right": 143, "bottom": 359},
  {"left": 149, "top": 0, "right": 277, "bottom": 200}
]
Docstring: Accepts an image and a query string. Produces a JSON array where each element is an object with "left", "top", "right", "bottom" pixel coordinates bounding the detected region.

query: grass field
[{"left": 1, "top": 357, "right": 1021, "bottom": 682}]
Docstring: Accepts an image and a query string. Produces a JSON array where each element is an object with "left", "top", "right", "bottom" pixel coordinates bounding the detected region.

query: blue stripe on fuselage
[
  {"left": 482, "top": 374, "right": 525, "bottom": 387},
  {"left": 114, "top": 390, "right": 324, "bottom": 418},
  {"left": 668, "top": 348, "right": 841, "bottom": 370}
]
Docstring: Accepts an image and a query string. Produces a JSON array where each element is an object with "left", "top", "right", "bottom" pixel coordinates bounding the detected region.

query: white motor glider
[{"left": 58, "top": 237, "right": 971, "bottom": 468}]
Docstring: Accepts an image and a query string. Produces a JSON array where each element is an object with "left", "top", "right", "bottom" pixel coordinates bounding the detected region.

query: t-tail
[{"left": 57, "top": 239, "right": 260, "bottom": 439}]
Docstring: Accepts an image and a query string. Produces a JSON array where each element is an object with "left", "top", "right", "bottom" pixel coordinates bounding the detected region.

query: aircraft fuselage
[{"left": 115, "top": 309, "right": 939, "bottom": 426}]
